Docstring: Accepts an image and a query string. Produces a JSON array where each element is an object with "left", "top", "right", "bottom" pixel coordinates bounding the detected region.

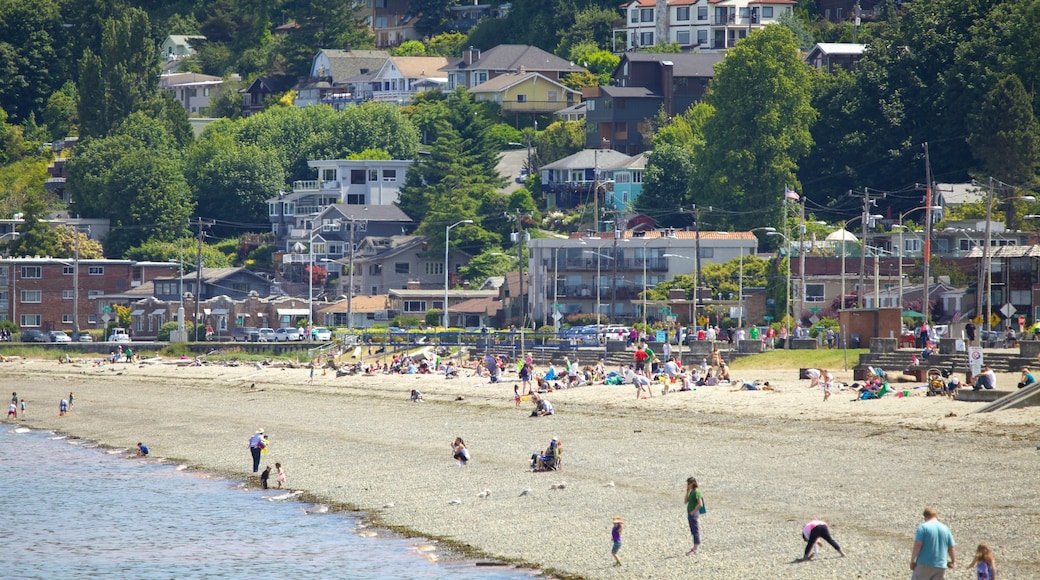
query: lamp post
[
  {"left": 767, "top": 231, "right": 792, "bottom": 341},
  {"left": 552, "top": 246, "right": 561, "bottom": 331},
  {"left": 443, "top": 220, "right": 473, "bottom": 328},
  {"left": 838, "top": 215, "right": 881, "bottom": 312},
  {"left": 896, "top": 206, "right": 942, "bottom": 312}
]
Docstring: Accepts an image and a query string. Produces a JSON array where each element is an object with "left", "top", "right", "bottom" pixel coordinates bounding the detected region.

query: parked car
[
  {"left": 257, "top": 328, "right": 276, "bottom": 342},
  {"left": 20, "top": 329, "right": 47, "bottom": 342},
  {"left": 231, "top": 327, "right": 258, "bottom": 342},
  {"left": 311, "top": 327, "right": 332, "bottom": 341},
  {"left": 274, "top": 327, "right": 304, "bottom": 341},
  {"left": 47, "top": 331, "right": 72, "bottom": 343},
  {"left": 108, "top": 328, "right": 131, "bottom": 343},
  {"left": 71, "top": 332, "right": 94, "bottom": 342}
]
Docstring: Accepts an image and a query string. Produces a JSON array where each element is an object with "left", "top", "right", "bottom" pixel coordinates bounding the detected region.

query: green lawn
[{"left": 727, "top": 348, "right": 868, "bottom": 371}]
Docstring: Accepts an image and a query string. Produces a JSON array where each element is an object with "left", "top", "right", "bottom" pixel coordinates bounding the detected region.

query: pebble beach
[{"left": 4, "top": 357, "right": 1040, "bottom": 579}]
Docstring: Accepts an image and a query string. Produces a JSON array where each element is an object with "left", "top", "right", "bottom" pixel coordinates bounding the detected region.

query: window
[
  {"left": 836, "top": 8, "right": 843, "bottom": 19},
  {"left": 632, "top": 170, "right": 642, "bottom": 183},
  {"left": 547, "top": 90, "right": 558, "bottom": 102},
  {"left": 328, "top": 243, "right": 343, "bottom": 255},
  {"left": 21, "top": 266, "right": 41, "bottom": 279},
  {"left": 403, "top": 300, "right": 426, "bottom": 312},
  {"left": 395, "top": 262, "right": 410, "bottom": 274},
  {"left": 425, "top": 262, "right": 444, "bottom": 275},
  {"left": 697, "top": 6, "right": 707, "bottom": 20},
  {"left": 676, "top": 6, "right": 690, "bottom": 21},
  {"left": 904, "top": 238, "right": 922, "bottom": 253},
  {"left": 189, "top": 88, "right": 197, "bottom": 97},
  {"left": 203, "top": 88, "right": 210, "bottom": 97},
  {"left": 63, "top": 313, "right": 74, "bottom": 324},
  {"left": 63, "top": 289, "right": 74, "bottom": 300},
  {"left": 322, "top": 168, "right": 336, "bottom": 181},
  {"left": 88, "top": 314, "right": 97, "bottom": 323},
  {"left": 959, "top": 239, "right": 977, "bottom": 251},
  {"left": 312, "top": 243, "right": 326, "bottom": 255},
  {"left": 640, "top": 7, "right": 653, "bottom": 22},
  {"left": 698, "top": 247, "right": 714, "bottom": 259},
  {"left": 630, "top": 9, "right": 638, "bottom": 22},
  {"left": 351, "top": 169, "right": 366, "bottom": 184},
  {"left": 269, "top": 203, "right": 278, "bottom": 216},
  {"left": 640, "top": 32, "right": 654, "bottom": 46},
  {"left": 20, "top": 314, "right": 41, "bottom": 327},
  {"left": 516, "top": 94, "right": 527, "bottom": 103},
  {"left": 21, "top": 290, "right": 41, "bottom": 303},
  {"left": 616, "top": 173, "right": 631, "bottom": 184},
  {"left": 282, "top": 202, "right": 295, "bottom": 215},
  {"left": 89, "top": 266, "right": 104, "bottom": 275},
  {"left": 369, "top": 169, "right": 378, "bottom": 182},
  {"left": 272, "top": 223, "right": 279, "bottom": 235},
  {"left": 805, "top": 283, "right": 825, "bottom": 303},
  {"left": 345, "top": 193, "right": 366, "bottom": 204},
  {"left": 369, "top": 264, "right": 383, "bottom": 275},
  {"left": 697, "top": 30, "right": 708, "bottom": 45},
  {"left": 382, "top": 169, "right": 397, "bottom": 181},
  {"left": 375, "top": 16, "right": 388, "bottom": 27},
  {"left": 1011, "top": 290, "right": 1031, "bottom": 304},
  {"left": 762, "top": 6, "right": 773, "bottom": 18},
  {"left": 88, "top": 290, "right": 103, "bottom": 298},
  {"left": 676, "top": 30, "right": 690, "bottom": 45},
  {"left": 63, "top": 266, "right": 74, "bottom": 275},
  {"left": 739, "top": 7, "right": 749, "bottom": 18}
]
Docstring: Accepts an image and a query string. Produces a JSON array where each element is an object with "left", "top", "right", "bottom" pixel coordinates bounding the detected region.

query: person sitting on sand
[
  {"left": 409, "top": 389, "right": 423, "bottom": 403},
  {"left": 718, "top": 362, "right": 731, "bottom": 382},
  {"left": 543, "top": 363, "right": 558, "bottom": 382},
  {"left": 1016, "top": 367, "right": 1035, "bottom": 390},
  {"left": 444, "top": 360, "right": 458, "bottom": 379},
  {"left": 531, "top": 437, "right": 561, "bottom": 471},
  {"left": 703, "top": 369, "right": 719, "bottom": 386},
  {"left": 529, "top": 393, "right": 554, "bottom": 417},
  {"left": 136, "top": 442, "right": 149, "bottom": 456}
]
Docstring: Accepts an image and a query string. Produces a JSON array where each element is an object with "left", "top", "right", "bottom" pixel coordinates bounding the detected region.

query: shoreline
[{"left": 5, "top": 358, "right": 1040, "bottom": 579}]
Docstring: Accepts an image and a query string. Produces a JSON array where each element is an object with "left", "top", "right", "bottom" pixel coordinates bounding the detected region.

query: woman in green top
[
  {"left": 1017, "top": 367, "right": 1036, "bottom": 389},
  {"left": 685, "top": 477, "right": 703, "bottom": 555}
]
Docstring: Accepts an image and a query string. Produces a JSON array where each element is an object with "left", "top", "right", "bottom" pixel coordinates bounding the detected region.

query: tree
[
  {"left": 698, "top": 25, "right": 816, "bottom": 231},
  {"left": 52, "top": 226, "right": 104, "bottom": 259},
  {"left": 5, "top": 191, "right": 59, "bottom": 258},
  {"left": 104, "top": 150, "right": 194, "bottom": 256},
  {"left": 556, "top": 6, "right": 621, "bottom": 58},
  {"left": 391, "top": 40, "right": 426, "bottom": 56},
  {"left": 426, "top": 32, "right": 467, "bottom": 57},
  {"left": 0, "top": 0, "right": 67, "bottom": 124},
  {"left": 409, "top": 0, "right": 452, "bottom": 37},
  {"left": 123, "top": 238, "right": 231, "bottom": 268},
  {"left": 967, "top": 74, "right": 1040, "bottom": 228},
  {"left": 186, "top": 136, "right": 285, "bottom": 232},
  {"left": 634, "top": 144, "right": 696, "bottom": 227},
  {"left": 41, "top": 82, "right": 78, "bottom": 141},
  {"left": 534, "top": 121, "right": 585, "bottom": 165},
  {"left": 460, "top": 249, "right": 515, "bottom": 282}
]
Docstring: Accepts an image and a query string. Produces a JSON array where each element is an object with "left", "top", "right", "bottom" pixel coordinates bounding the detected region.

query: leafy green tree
[
  {"left": 967, "top": 74, "right": 1040, "bottom": 228},
  {"left": 460, "top": 249, "right": 515, "bottom": 282},
  {"left": 426, "top": 32, "right": 467, "bottom": 57},
  {"left": 41, "top": 82, "right": 78, "bottom": 141},
  {"left": 485, "top": 123, "right": 524, "bottom": 150},
  {"left": 104, "top": 150, "right": 194, "bottom": 256},
  {"left": 778, "top": 10, "right": 817, "bottom": 51},
  {"left": 185, "top": 136, "right": 285, "bottom": 231},
  {"left": 0, "top": 0, "right": 67, "bottom": 123},
  {"left": 124, "top": 239, "right": 232, "bottom": 268},
  {"left": 391, "top": 40, "right": 426, "bottom": 56},
  {"left": 281, "top": 0, "right": 373, "bottom": 77},
  {"left": 560, "top": 70, "right": 602, "bottom": 91},
  {"left": 410, "top": 0, "right": 451, "bottom": 37},
  {"left": 556, "top": 6, "right": 620, "bottom": 58},
  {"left": 699, "top": 25, "right": 816, "bottom": 231},
  {"left": 5, "top": 191, "right": 59, "bottom": 258},
  {"left": 534, "top": 121, "right": 584, "bottom": 165}
]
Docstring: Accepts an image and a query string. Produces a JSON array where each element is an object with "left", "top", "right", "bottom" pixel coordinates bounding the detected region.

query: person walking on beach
[
  {"left": 610, "top": 516, "right": 624, "bottom": 566},
  {"left": 275, "top": 462, "right": 286, "bottom": 488},
  {"left": 248, "top": 429, "right": 266, "bottom": 473},
  {"left": 68, "top": 392, "right": 74, "bottom": 410},
  {"left": 685, "top": 477, "right": 703, "bottom": 555},
  {"left": 911, "top": 506, "right": 955, "bottom": 579},
  {"left": 19, "top": 399, "right": 25, "bottom": 418},
  {"left": 799, "top": 519, "right": 845, "bottom": 561},
  {"left": 969, "top": 542, "right": 995, "bottom": 580}
]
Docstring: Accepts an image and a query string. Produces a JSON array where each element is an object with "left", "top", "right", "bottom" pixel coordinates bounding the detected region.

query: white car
[
  {"left": 48, "top": 331, "right": 72, "bottom": 343},
  {"left": 257, "top": 328, "right": 276, "bottom": 342},
  {"left": 274, "top": 327, "right": 304, "bottom": 341},
  {"left": 108, "top": 328, "right": 131, "bottom": 343},
  {"left": 311, "top": 327, "right": 332, "bottom": 341}
]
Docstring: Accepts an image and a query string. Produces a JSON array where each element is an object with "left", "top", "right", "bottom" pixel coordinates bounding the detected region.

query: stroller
[{"left": 926, "top": 368, "right": 946, "bottom": 397}]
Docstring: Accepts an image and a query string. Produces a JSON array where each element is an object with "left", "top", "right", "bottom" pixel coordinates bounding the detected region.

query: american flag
[{"left": 784, "top": 187, "right": 800, "bottom": 201}]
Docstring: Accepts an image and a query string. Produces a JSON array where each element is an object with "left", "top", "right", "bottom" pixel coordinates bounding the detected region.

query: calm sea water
[{"left": 0, "top": 428, "right": 533, "bottom": 580}]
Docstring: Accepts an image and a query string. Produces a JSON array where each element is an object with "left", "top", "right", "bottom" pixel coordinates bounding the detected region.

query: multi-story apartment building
[{"left": 613, "top": 0, "right": 795, "bottom": 52}]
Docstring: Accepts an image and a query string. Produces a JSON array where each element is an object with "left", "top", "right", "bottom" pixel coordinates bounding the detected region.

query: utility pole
[
  {"left": 191, "top": 218, "right": 214, "bottom": 340},
  {"left": 851, "top": 188, "right": 884, "bottom": 308},
  {"left": 922, "top": 142, "right": 933, "bottom": 323},
  {"left": 72, "top": 226, "right": 80, "bottom": 335},
  {"left": 343, "top": 215, "right": 366, "bottom": 330},
  {"left": 798, "top": 196, "right": 806, "bottom": 324},
  {"left": 693, "top": 206, "right": 702, "bottom": 327}
]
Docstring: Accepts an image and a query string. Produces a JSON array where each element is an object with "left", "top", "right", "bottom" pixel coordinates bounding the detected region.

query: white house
[
  {"left": 160, "top": 35, "right": 206, "bottom": 61},
  {"left": 613, "top": 0, "right": 795, "bottom": 52},
  {"left": 346, "top": 56, "right": 448, "bottom": 104},
  {"left": 159, "top": 72, "right": 224, "bottom": 116}
]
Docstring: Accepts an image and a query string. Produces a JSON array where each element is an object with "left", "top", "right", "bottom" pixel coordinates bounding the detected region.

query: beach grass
[{"left": 727, "top": 348, "right": 868, "bottom": 371}]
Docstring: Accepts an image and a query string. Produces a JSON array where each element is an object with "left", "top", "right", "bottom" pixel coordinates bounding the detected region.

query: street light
[
  {"left": 766, "top": 231, "right": 793, "bottom": 341},
  {"left": 583, "top": 249, "right": 615, "bottom": 344},
  {"left": 896, "top": 206, "right": 942, "bottom": 311},
  {"left": 837, "top": 215, "right": 882, "bottom": 313},
  {"left": 443, "top": 220, "right": 474, "bottom": 328},
  {"left": 981, "top": 182, "right": 1034, "bottom": 333}
]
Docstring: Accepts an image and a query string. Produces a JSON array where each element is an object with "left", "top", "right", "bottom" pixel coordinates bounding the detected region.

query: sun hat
[
  {"left": 256, "top": 428, "right": 264, "bottom": 434},
  {"left": 612, "top": 516, "right": 623, "bottom": 524}
]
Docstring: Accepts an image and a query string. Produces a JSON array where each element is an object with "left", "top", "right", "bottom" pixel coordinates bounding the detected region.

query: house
[
  {"left": 267, "top": 159, "right": 415, "bottom": 241},
  {"left": 125, "top": 291, "right": 315, "bottom": 339},
  {"left": 554, "top": 102, "right": 587, "bottom": 122},
  {"left": 584, "top": 52, "right": 722, "bottom": 153},
  {"left": 612, "top": 0, "right": 795, "bottom": 52},
  {"left": 0, "top": 258, "right": 178, "bottom": 333},
  {"left": 241, "top": 75, "right": 296, "bottom": 117},
  {"left": 159, "top": 72, "right": 224, "bottom": 116},
  {"left": 442, "top": 45, "right": 586, "bottom": 91},
  {"left": 151, "top": 268, "right": 277, "bottom": 303},
  {"left": 160, "top": 35, "right": 206, "bottom": 62},
  {"left": 355, "top": 0, "right": 420, "bottom": 48},
  {"left": 468, "top": 71, "right": 580, "bottom": 116},
  {"left": 317, "top": 294, "right": 391, "bottom": 328},
  {"left": 805, "top": 43, "right": 866, "bottom": 72},
  {"left": 341, "top": 234, "right": 470, "bottom": 298},
  {"left": 526, "top": 229, "right": 758, "bottom": 326},
  {"left": 295, "top": 49, "right": 390, "bottom": 108},
  {"left": 346, "top": 56, "right": 449, "bottom": 104},
  {"left": 388, "top": 286, "right": 499, "bottom": 327},
  {"left": 817, "top": 0, "right": 882, "bottom": 23},
  {"left": 539, "top": 149, "right": 636, "bottom": 209},
  {"left": 43, "top": 136, "right": 78, "bottom": 204},
  {"left": 608, "top": 153, "right": 647, "bottom": 211}
]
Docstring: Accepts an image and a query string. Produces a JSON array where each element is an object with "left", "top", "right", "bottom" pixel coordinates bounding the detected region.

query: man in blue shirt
[
  {"left": 136, "top": 442, "right": 149, "bottom": 456},
  {"left": 248, "top": 429, "right": 266, "bottom": 472},
  {"left": 911, "top": 506, "right": 955, "bottom": 579}
]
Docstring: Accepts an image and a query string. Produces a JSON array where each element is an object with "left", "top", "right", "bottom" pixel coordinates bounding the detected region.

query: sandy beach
[{"left": 4, "top": 356, "right": 1040, "bottom": 579}]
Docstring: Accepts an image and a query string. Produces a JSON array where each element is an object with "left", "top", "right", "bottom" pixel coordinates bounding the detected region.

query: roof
[
  {"left": 563, "top": 230, "right": 758, "bottom": 241},
  {"left": 624, "top": 0, "right": 698, "bottom": 6},
  {"left": 935, "top": 182, "right": 985, "bottom": 205},
  {"left": 608, "top": 152, "right": 647, "bottom": 171},
  {"left": 161, "top": 267, "right": 269, "bottom": 284},
  {"left": 809, "top": 43, "right": 866, "bottom": 56},
  {"left": 443, "top": 44, "right": 585, "bottom": 74},
  {"left": 554, "top": 102, "right": 587, "bottom": 116},
  {"left": 964, "top": 245, "right": 1040, "bottom": 259},
  {"left": 389, "top": 56, "right": 449, "bottom": 78},
  {"left": 541, "top": 149, "right": 635, "bottom": 171},
  {"left": 325, "top": 204, "right": 413, "bottom": 222},
  {"left": 165, "top": 35, "right": 206, "bottom": 46},
  {"left": 243, "top": 75, "right": 295, "bottom": 94},
  {"left": 451, "top": 295, "right": 501, "bottom": 315},
  {"left": 160, "top": 73, "right": 223, "bottom": 87},
  {"left": 618, "top": 53, "right": 724, "bottom": 78},
  {"left": 316, "top": 49, "right": 390, "bottom": 81},
  {"left": 469, "top": 72, "right": 577, "bottom": 94},
  {"left": 391, "top": 288, "right": 499, "bottom": 298},
  {"left": 317, "top": 295, "right": 388, "bottom": 313},
  {"left": 598, "top": 86, "right": 660, "bottom": 98}
]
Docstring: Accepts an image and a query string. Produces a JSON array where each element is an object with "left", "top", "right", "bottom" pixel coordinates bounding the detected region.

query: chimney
[
  {"left": 406, "top": 280, "right": 422, "bottom": 290},
  {"left": 464, "top": 46, "right": 480, "bottom": 66},
  {"left": 661, "top": 60, "right": 674, "bottom": 116},
  {"left": 656, "top": 0, "right": 669, "bottom": 48}
]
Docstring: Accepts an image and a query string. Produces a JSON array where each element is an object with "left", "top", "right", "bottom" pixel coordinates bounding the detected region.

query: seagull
[
  {"left": 477, "top": 489, "right": 491, "bottom": 499},
  {"left": 383, "top": 502, "right": 394, "bottom": 508},
  {"left": 550, "top": 482, "right": 567, "bottom": 490},
  {"left": 449, "top": 498, "right": 462, "bottom": 505},
  {"left": 603, "top": 481, "right": 615, "bottom": 487},
  {"left": 519, "top": 487, "right": 531, "bottom": 497}
]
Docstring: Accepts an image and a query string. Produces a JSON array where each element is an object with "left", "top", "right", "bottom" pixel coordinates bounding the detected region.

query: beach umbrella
[{"left": 901, "top": 310, "right": 924, "bottom": 318}]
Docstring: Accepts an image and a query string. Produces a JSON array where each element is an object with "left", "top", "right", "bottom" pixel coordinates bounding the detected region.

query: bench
[{"left": 902, "top": 366, "right": 929, "bottom": 382}]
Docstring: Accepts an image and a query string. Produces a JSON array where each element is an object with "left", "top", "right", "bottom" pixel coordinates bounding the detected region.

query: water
[{"left": 0, "top": 428, "right": 533, "bottom": 579}]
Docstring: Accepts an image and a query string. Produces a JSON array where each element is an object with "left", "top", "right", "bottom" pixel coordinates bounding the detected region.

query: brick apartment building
[{"left": 0, "top": 258, "right": 178, "bottom": 333}]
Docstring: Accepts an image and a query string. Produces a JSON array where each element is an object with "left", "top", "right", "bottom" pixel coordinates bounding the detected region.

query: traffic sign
[
  {"left": 990, "top": 313, "right": 1002, "bottom": 328},
  {"left": 102, "top": 313, "right": 111, "bottom": 324},
  {"left": 809, "top": 307, "right": 822, "bottom": 312},
  {"left": 1000, "top": 303, "right": 1017, "bottom": 318},
  {"left": 763, "top": 315, "right": 774, "bottom": 321},
  {"left": 104, "top": 306, "right": 112, "bottom": 313},
  {"left": 551, "top": 311, "right": 563, "bottom": 322}
]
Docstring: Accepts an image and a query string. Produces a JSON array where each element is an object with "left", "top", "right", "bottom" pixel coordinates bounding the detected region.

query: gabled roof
[
  {"left": 165, "top": 35, "right": 206, "bottom": 46},
  {"left": 314, "top": 49, "right": 390, "bottom": 82},
  {"left": 469, "top": 71, "right": 579, "bottom": 94},
  {"left": 616, "top": 52, "right": 724, "bottom": 78},
  {"left": 318, "top": 295, "right": 388, "bottom": 313},
  {"left": 160, "top": 267, "right": 270, "bottom": 285},
  {"left": 442, "top": 45, "right": 585, "bottom": 74},
  {"left": 610, "top": 152, "right": 647, "bottom": 171},
  {"left": 808, "top": 42, "right": 866, "bottom": 56},
  {"left": 541, "top": 149, "right": 635, "bottom": 171},
  {"left": 451, "top": 295, "right": 501, "bottom": 315},
  {"left": 389, "top": 56, "right": 449, "bottom": 79},
  {"left": 935, "top": 183, "right": 984, "bottom": 205},
  {"left": 350, "top": 235, "right": 425, "bottom": 263},
  {"left": 323, "top": 204, "right": 413, "bottom": 222},
  {"left": 160, "top": 72, "right": 223, "bottom": 87},
  {"left": 243, "top": 75, "right": 295, "bottom": 94},
  {"left": 598, "top": 86, "right": 660, "bottom": 98}
]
